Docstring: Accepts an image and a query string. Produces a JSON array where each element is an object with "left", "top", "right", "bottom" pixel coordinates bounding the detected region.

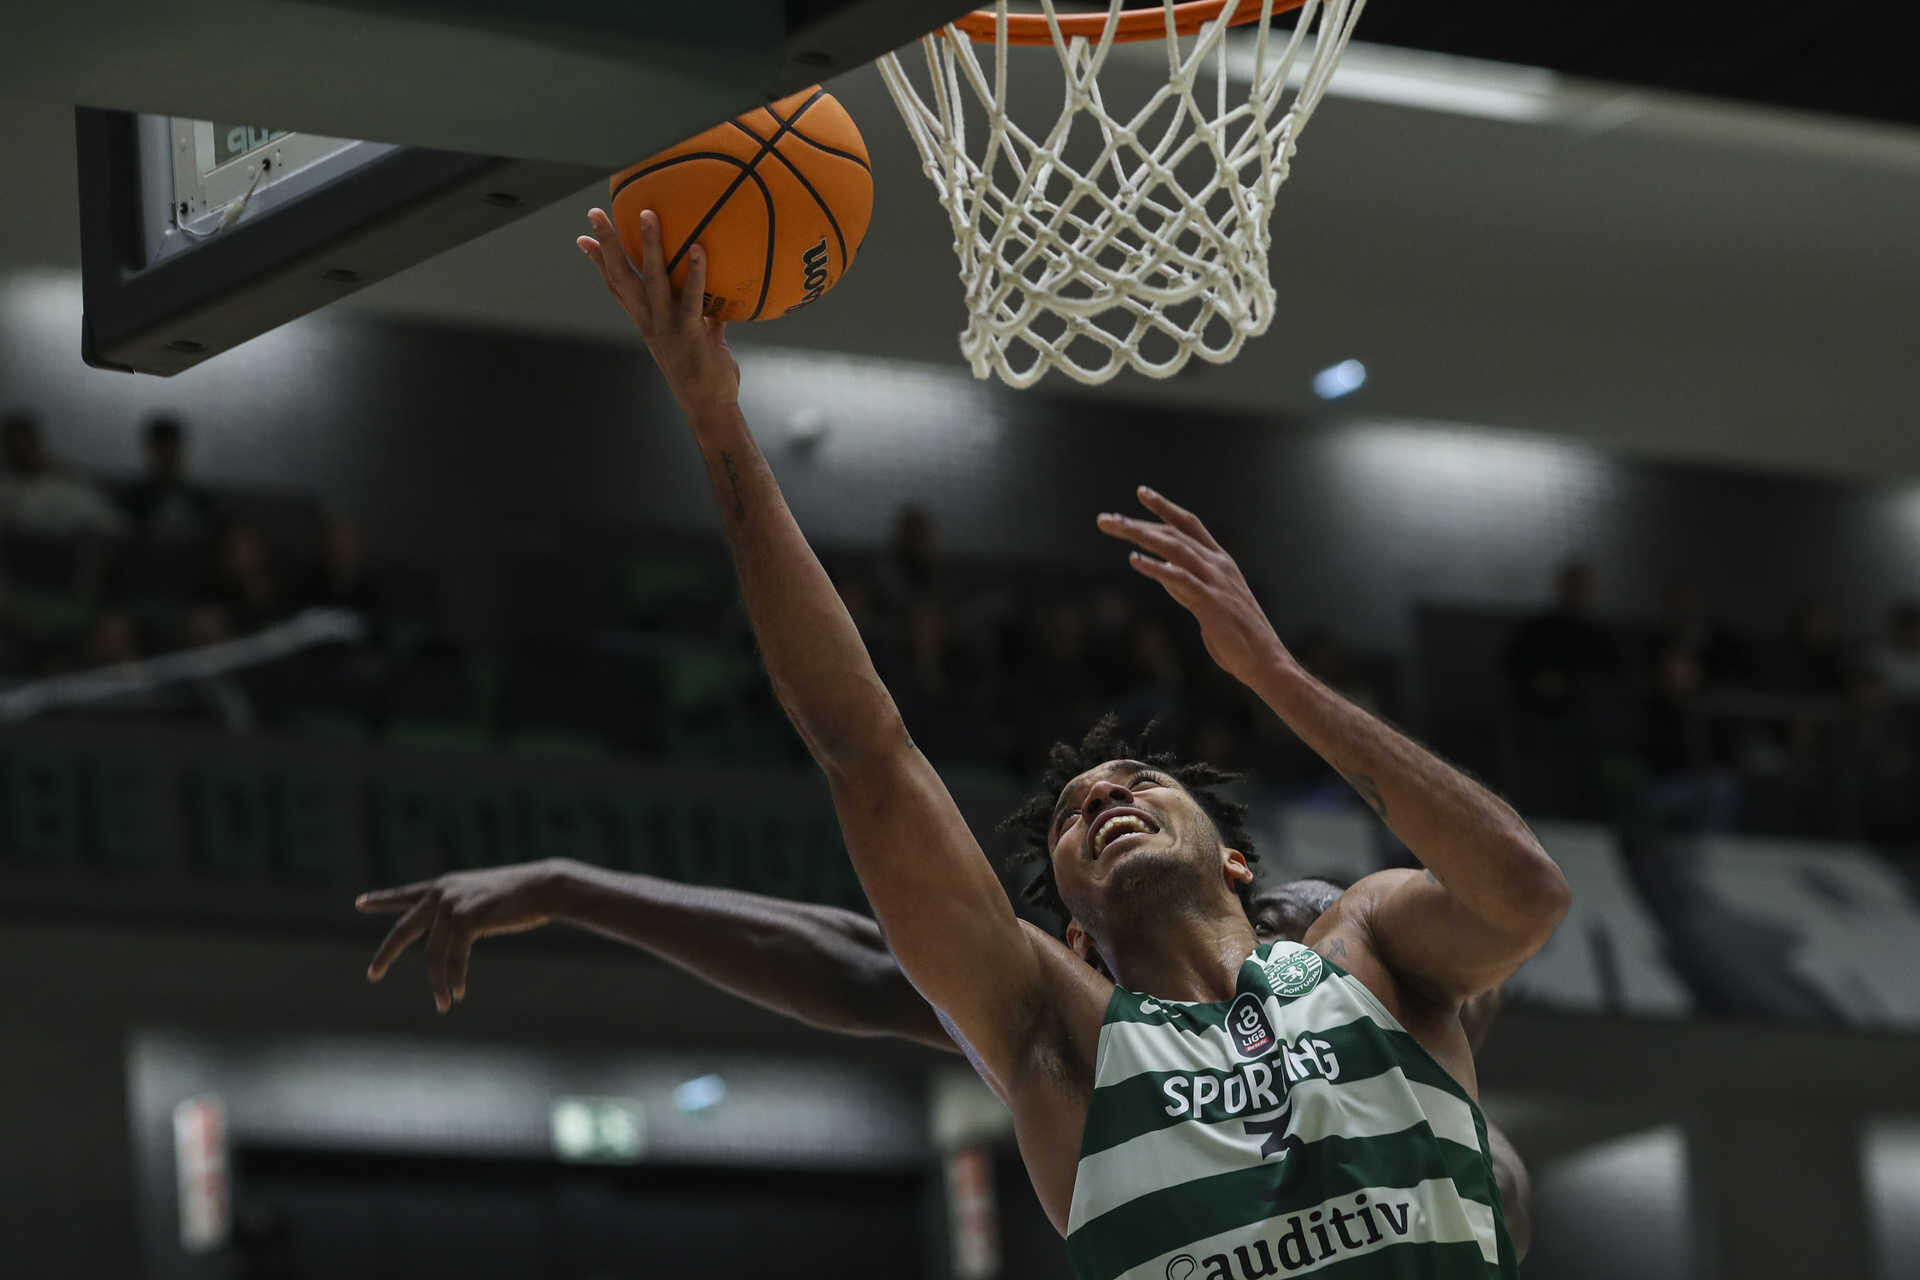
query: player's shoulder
[
  {"left": 1313, "top": 868, "right": 1424, "bottom": 936},
  {"left": 1300, "top": 869, "right": 1421, "bottom": 995}
]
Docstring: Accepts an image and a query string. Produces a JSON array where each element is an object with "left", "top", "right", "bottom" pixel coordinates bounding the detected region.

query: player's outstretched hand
[
  {"left": 1097, "top": 486, "right": 1295, "bottom": 689},
  {"left": 356, "top": 862, "right": 568, "bottom": 1013},
  {"left": 578, "top": 207, "right": 740, "bottom": 419}
]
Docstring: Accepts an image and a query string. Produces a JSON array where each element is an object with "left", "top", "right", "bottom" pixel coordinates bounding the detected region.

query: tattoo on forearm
[
  {"left": 1336, "top": 767, "right": 1388, "bottom": 820},
  {"left": 1323, "top": 937, "right": 1349, "bottom": 963},
  {"left": 719, "top": 450, "right": 747, "bottom": 521}
]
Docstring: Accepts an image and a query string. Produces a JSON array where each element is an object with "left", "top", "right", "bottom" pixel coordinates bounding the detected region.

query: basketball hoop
[{"left": 877, "top": 0, "right": 1366, "bottom": 387}]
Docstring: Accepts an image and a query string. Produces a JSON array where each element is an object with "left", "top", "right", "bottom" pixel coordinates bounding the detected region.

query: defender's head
[
  {"left": 144, "top": 414, "right": 186, "bottom": 482},
  {"left": 2, "top": 410, "right": 44, "bottom": 474},
  {"left": 1003, "top": 715, "right": 1257, "bottom": 973},
  {"left": 1247, "top": 876, "right": 1347, "bottom": 946}
]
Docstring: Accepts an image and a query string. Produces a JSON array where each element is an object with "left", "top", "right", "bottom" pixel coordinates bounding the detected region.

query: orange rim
[{"left": 952, "top": 1, "right": 1308, "bottom": 47}]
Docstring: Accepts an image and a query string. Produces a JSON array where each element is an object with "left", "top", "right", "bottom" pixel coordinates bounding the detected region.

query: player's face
[{"left": 1047, "top": 759, "right": 1222, "bottom": 927}]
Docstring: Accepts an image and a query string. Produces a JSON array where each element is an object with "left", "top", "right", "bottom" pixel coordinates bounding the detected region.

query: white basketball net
[{"left": 878, "top": 0, "right": 1365, "bottom": 387}]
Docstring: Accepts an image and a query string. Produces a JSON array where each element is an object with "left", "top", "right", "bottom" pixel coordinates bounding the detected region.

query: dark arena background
[{"left": 2, "top": 3, "right": 1918, "bottom": 1278}]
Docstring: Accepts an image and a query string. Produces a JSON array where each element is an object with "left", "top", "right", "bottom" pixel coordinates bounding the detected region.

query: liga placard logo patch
[
  {"left": 1264, "top": 947, "right": 1325, "bottom": 998},
  {"left": 1227, "top": 992, "right": 1277, "bottom": 1059}
]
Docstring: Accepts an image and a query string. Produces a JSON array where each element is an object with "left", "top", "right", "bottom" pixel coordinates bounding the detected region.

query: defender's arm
[
  {"left": 1487, "top": 1120, "right": 1533, "bottom": 1262},
  {"left": 359, "top": 859, "right": 955, "bottom": 1050},
  {"left": 557, "top": 867, "right": 956, "bottom": 1050}
]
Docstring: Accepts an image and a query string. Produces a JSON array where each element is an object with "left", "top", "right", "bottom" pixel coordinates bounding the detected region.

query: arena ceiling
[
  {"left": 1359, "top": 0, "right": 1910, "bottom": 128},
  {"left": 1, "top": 4, "right": 1915, "bottom": 481}
]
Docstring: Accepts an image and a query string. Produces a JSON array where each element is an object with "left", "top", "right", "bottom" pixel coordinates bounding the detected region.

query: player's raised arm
[
  {"left": 576, "top": 210, "right": 1088, "bottom": 1085},
  {"left": 1098, "top": 487, "right": 1569, "bottom": 1006}
]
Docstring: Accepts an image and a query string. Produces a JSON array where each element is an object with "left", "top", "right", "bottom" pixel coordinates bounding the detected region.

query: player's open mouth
[{"left": 1090, "top": 808, "right": 1158, "bottom": 859}]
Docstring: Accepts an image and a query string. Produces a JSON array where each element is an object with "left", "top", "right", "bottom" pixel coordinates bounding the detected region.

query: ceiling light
[
  {"left": 1226, "top": 39, "right": 1566, "bottom": 124},
  {"left": 1312, "top": 359, "right": 1367, "bottom": 400},
  {"left": 673, "top": 1074, "right": 727, "bottom": 1113}
]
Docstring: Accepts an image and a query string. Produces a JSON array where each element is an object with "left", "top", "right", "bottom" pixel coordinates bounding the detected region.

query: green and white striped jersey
[{"left": 1065, "top": 940, "right": 1516, "bottom": 1280}]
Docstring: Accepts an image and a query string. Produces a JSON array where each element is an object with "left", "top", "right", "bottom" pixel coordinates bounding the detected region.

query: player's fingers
[
  {"left": 578, "top": 236, "right": 640, "bottom": 316},
  {"left": 1096, "top": 511, "right": 1207, "bottom": 574},
  {"left": 680, "top": 244, "right": 708, "bottom": 327},
  {"left": 1126, "top": 549, "right": 1205, "bottom": 606},
  {"left": 366, "top": 893, "right": 436, "bottom": 981},
  {"left": 1136, "top": 486, "right": 1221, "bottom": 550},
  {"left": 637, "top": 210, "right": 674, "bottom": 317},
  {"left": 581, "top": 212, "right": 636, "bottom": 287},
  {"left": 448, "top": 932, "right": 473, "bottom": 1004},
  {"left": 426, "top": 898, "right": 458, "bottom": 1013},
  {"left": 576, "top": 235, "right": 609, "bottom": 279},
  {"left": 582, "top": 212, "right": 651, "bottom": 311},
  {"left": 355, "top": 882, "right": 432, "bottom": 913}
]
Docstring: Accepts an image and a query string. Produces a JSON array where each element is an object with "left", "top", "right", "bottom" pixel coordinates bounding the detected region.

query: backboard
[{"left": 20, "top": 0, "right": 978, "bottom": 374}]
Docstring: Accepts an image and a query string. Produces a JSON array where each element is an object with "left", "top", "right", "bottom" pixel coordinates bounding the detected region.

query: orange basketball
[{"left": 608, "top": 86, "right": 873, "bottom": 323}]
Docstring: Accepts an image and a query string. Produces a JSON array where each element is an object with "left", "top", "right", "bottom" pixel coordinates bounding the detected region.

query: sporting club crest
[{"left": 1263, "top": 947, "right": 1325, "bottom": 998}]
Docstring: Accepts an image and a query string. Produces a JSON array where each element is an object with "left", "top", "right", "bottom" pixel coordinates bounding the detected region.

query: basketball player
[
  {"left": 357, "top": 866, "right": 1533, "bottom": 1259},
  {"left": 564, "top": 208, "right": 1563, "bottom": 1277}
]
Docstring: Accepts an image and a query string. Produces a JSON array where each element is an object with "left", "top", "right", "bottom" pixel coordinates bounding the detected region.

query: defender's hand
[
  {"left": 356, "top": 861, "right": 569, "bottom": 1013},
  {"left": 578, "top": 207, "right": 740, "bottom": 419},
  {"left": 1097, "top": 486, "right": 1294, "bottom": 689}
]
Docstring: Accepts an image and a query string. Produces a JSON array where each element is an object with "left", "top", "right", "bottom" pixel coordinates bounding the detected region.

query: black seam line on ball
[
  {"left": 661, "top": 88, "right": 827, "bottom": 280},
  {"left": 727, "top": 118, "right": 848, "bottom": 268}
]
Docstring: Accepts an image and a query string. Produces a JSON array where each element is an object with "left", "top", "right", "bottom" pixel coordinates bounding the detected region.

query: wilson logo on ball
[{"left": 786, "top": 239, "right": 831, "bottom": 314}]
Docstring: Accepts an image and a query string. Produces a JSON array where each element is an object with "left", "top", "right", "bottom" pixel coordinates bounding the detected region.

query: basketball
[{"left": 607, "top": 86, "right": 873, "bottom": 324}]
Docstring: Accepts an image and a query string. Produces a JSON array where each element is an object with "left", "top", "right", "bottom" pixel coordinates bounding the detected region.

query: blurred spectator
[
  {"left": 1085, "top": 587, "right": 1140, "bottom": 701},
  {"left": 1774, "top": 601, "right": 1851, "bottom": 696},
  {"left": 84, "top": 607, "right": 142, "bottom": 667},
  {"left": 905, "top": 599, "right": 952, "bottom": 697},
  {"left": 1503, "top": 560, "right": 1618, "bottom": 714},
  {"left": 1635, "top": 644, "right": 1741, "bottom": 834},
  {"left": 0, "top": 409, "right": 126, "bottom": 539},
  {"left": 184, "top": 602, "right": 234, "bottom": 648},
  {"left": 1267, "top": 629, "right": 1375, "bottom": 807},
  {"left": 1009, "top": 598, "right": 1098, "bottom": 765},
  {"left": 1656, "top": 581, "right": 1746, "bottom": 687},
  {"left": 1035, "top": 600, "right": 1090, "bottom": 693},
  {"left": 875, "top": 504, "right": 939, "bottom": 612},
  {"left": 1297, "top": 626, "right": 1385, "bottom": 716},
  {"left": 1192, "top": 710, "right": 1242, "bottom": 772},
  {"left": 1120, "top": 615, "right": 1184, "bottom": 715},
  {"left": 12, "top": 446, "right": 1915, "bottom": 852},
  {"left": 116, "top": 414, "right": 223, "bottom": 545},
  {"left": 1875, "top": 600, "right": 1920, "bottom": 703},
  {"left": 867, "top": 504, "right": 949, "bottom": 705},
  {"left": 36, "top": 608, "right": 167, "bottom": 717},
  {"left": 210, "top": 523, "right": 284, "bottom": 633},
  {"left": 299, "top": 515, "right": 380, "bottom": 613},
  {"left": 1501, "top": 561, "right": 1621, "bottom": 820}
]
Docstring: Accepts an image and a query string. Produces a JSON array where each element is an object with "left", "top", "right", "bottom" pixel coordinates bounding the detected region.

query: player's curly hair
[{"left": 1000, "top": 713, "right": 1258, "bottom": 929}]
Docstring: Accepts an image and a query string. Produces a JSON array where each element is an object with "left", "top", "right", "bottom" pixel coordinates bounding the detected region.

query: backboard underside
[{"left": 35, "top": 0, "right": 976, "bottom": 374}]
